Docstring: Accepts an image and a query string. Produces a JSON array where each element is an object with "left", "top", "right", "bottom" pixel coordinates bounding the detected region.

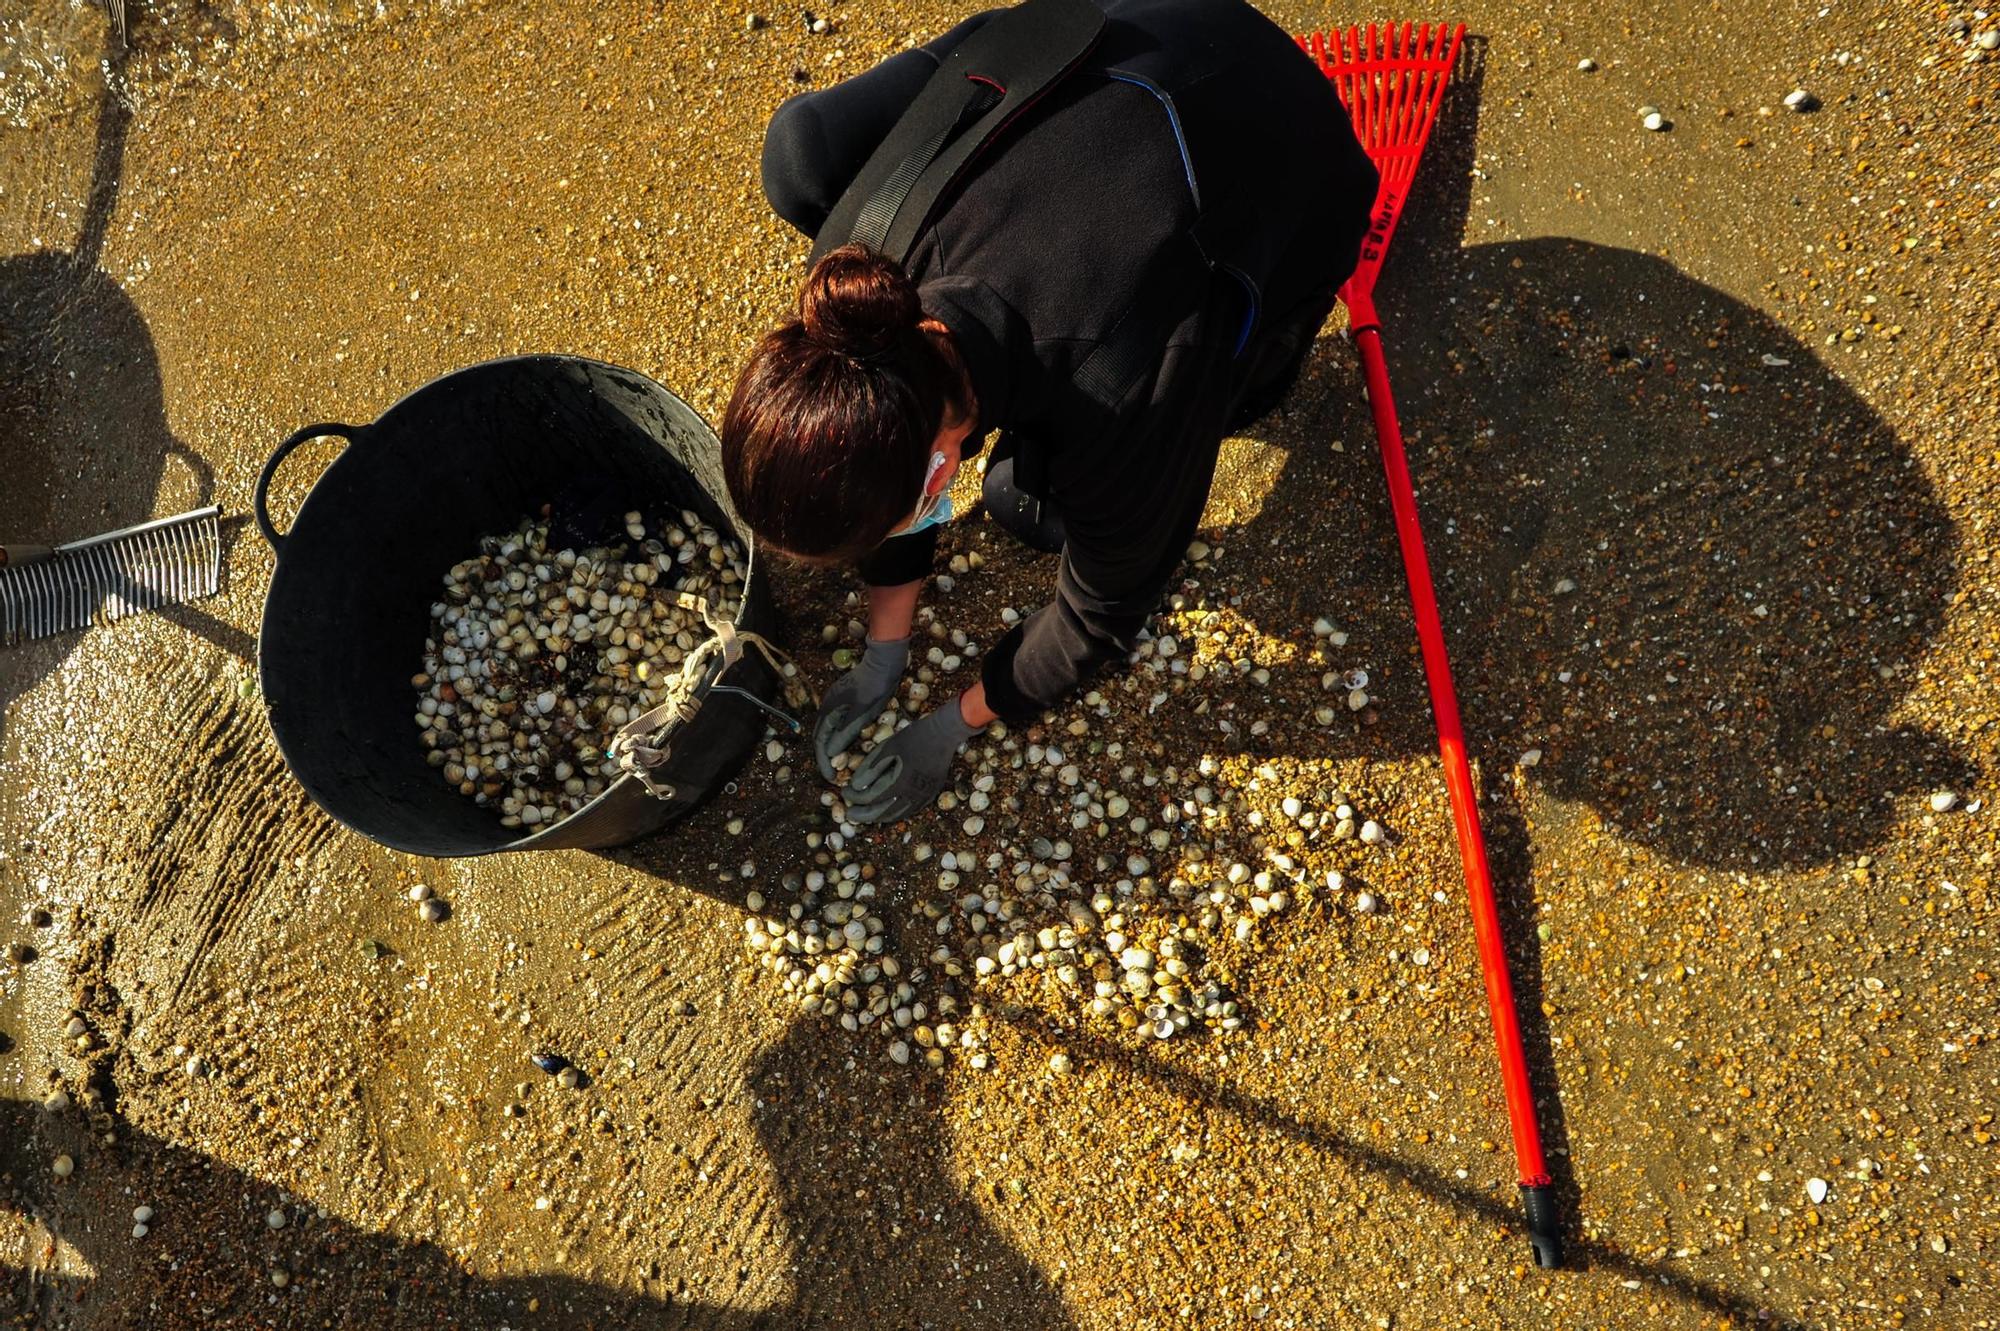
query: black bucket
[{"left": 255, "top": 355, "right": 780, "bottom": 858}]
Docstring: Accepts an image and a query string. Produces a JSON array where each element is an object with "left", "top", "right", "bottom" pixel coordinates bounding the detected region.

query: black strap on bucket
[{"left": 809, "top": 0, "right": 1107, "bottom": 269}]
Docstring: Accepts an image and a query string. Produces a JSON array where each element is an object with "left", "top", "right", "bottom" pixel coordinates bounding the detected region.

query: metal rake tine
[
  {"left": 147, "top": 530, "right": 167, "bottom": 611},
  {"left": 115, "top": 530, "right": 149, "bottom": 620},
  {"left": 138, "top": 531, "right": 160, "bottom": 618},
  {"left": 105, "top": 544, "right": 127, "bottom": 623},
  {"left": 80, "top": 548, "right": 101, "bottom": 626},
  {"left": 47, "top": 555, "right": 65, "bottom": 634},
  {"left": 69, "top": 553, "right": 88, "bottom": 633},
  {"left": 153, "top": 527, "right": 173, "bottom": 607},
  {"left": 165, "top": 526, "right": 184, "bottom": 609},
  {"left": 37, "top": 560, "right": 59, "bottom": 638},
  {"left": 200, "top": 511, "right": 222, "bottom": 594},
  {"left": 103, "top": 544, "right": 129, "bottom": 622},
  {"left": 124, "top": 535, "right": 147, "bottom": 617},
  {"left": 183, "top": 518, "right": 205, "bottom": 598},
  {"left": 43, "top": 557, "right": 60, "bottom": 636},
  {"left": 180, "top": 522, "right": 198, "bottom": 602}
]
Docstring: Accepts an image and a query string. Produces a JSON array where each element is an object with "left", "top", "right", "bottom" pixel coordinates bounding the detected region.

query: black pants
[{"left": 761, "top": 14, "right": 992, "bottom": 237}]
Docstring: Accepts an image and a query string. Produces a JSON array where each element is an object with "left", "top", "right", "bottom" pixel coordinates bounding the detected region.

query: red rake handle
[
  {"left": 1305, "top": 18, "right": 1563, "bottom": 1269},
  {"left": 1354, "top": 325, "right": 1561, "bottom": 1268}
]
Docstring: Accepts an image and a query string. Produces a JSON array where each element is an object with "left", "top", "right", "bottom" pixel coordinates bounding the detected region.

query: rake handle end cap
[{"left": 1521, "top": 1182, "right": 1563, "bottom": 1269}]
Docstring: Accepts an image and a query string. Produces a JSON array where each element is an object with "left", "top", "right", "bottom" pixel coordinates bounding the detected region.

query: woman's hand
[
  {"left": 956, "top": 681, "right": 999, "bottom": 729},
  {"left": 812, "top": 636, "right": 911, "bottom": 781},
  {"left": 812, "top": 580, "right": 926, "bottom": 781},
  {"left": 843, "top": 693, "right": 984, "bottom": 825}
]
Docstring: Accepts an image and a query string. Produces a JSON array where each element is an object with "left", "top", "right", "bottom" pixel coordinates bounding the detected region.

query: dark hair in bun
[
  {"left": 798, "top": 245, "right": 924, "bottom": 360},
  {"left": 723, "top": 245, "right": 973, "bottom": 565}
]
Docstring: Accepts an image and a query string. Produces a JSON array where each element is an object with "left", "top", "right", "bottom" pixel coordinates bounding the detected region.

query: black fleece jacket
[{"left": 763, "top": 0, "right": 1377, "bottom": 725}]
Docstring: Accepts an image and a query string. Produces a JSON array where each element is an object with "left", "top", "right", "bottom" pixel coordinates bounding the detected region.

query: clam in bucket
[{"left": 255, "top": 355, "right": 784, "bottom": 857}]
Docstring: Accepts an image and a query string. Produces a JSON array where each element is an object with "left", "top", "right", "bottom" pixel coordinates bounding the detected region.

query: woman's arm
[
  {"left": 976, "top": 340, "right": 1237, "bottom": 727},
  {"left": 866, "top": 579, "right": 923, "bottom": 643}
]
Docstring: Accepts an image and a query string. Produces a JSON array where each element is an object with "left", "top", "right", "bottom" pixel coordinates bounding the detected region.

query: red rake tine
[{"left": 1299, "top": 22, "right": 1564, "bottom": 1269}]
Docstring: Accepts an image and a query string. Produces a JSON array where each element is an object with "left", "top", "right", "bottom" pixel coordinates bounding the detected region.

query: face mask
[{"left": 888, "top": 451, "right": 955, "bottom": 539}]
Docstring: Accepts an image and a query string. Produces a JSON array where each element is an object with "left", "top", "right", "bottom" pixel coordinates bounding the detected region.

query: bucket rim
[{"left": 255, "top": 353, "right": 767, "bottom": 858}]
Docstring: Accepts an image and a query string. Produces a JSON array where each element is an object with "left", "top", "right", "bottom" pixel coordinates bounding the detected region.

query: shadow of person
[
  {"left": 0, "top": 1015, "right": 1073, "bottom": 1329},
  {"left": 1220, "top": 36, "right": 1966, "bottom": 876},
  {"left": 0, "top": 30, "right": 253, "bottom": 745},
  {"left": 1143, "top": 29, "right": 1963, "bottom": 1278}
]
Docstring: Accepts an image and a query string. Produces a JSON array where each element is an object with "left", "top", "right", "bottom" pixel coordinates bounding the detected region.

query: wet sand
[{"left": 3, "top": 2, "right": 1997, "bottom": 1327}]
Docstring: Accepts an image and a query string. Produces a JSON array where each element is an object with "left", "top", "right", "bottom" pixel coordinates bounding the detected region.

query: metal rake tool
[
  {"left": 1301, "top": 22, "right": 1565, "bottom": 1269},
  {"left": 0, "top": 507, "right": 223, "bottom": 646}
]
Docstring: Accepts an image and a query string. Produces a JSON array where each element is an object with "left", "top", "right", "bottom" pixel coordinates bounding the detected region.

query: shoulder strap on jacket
[{"left": 810, "top": 0, "right": 1107, "bottom": 267}]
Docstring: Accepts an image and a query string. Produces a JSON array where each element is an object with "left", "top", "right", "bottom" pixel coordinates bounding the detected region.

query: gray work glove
[
  {"left": 813, "top": 636, "right": 911, "bottom": 782},
  {"left": 843, "top": 701, "right": 982, "bottom": 825}
]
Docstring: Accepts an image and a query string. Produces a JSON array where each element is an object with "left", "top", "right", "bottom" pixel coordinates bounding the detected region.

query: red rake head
[{"left": 1298, "top": 22, "right": 1467, "bottom": 330}]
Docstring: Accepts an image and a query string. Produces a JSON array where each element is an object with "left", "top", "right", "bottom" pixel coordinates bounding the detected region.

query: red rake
[{"left": 1301, "top": 22, "right": 1564, "bottom": 1269}]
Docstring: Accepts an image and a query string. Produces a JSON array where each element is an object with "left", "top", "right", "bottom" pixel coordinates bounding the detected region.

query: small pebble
[
  {"left": 1805, "top": 1177, "right": 1829, "bottom": 1204},
  {"left": 267, "top": 1208, "right": 287, "bottom": 1230},
  {"left": 1928, "top": 790, "right": 1959, "bottom": 813},
  {"left": 1354, "top": 892, "right": 1379, "bottom": 915},
  {"left": 408, "top": 883, "right": 432, "bottom": 902},
  {"left": 556, "top": 1066, "right": 581, "bottom": 1090},
  {"left": 132, "top": 1222, "right": 150, "bottom": 1239},
  {"left": 1048, "top": 1052, "right": 1073, "bottom": 1075},
  {"left": 1783, "top": 88, "right": 1818, "bottom": 112},
  {"left": 419, "top": 898, "right": 448, "bottom": 923},
  {"left": 52, "top": 1154, "right": 74, "bottom": 1178},
  {"left": 44, "top": 1089, "right": 70, "bottom": 1112},
  {"left": 1577, "top": 57, "right": 1597, "bottom": 72},
  {"left": 133, "top": 1205, "right": 154, "bottom": 1223},
  {"left": 1642, "top": 110, "right": 1668, "bottom": 132},
  {"left": 1359, "top": 820, "right": 1385, "bottom": 845}
]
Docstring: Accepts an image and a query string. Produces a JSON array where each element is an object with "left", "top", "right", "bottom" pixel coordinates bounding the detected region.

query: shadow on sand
[
  {"left": 1, "top": 1006, "right": 1814, "bottom": 1331},
  {"left": 0, "top": 1016, "right": 1072, "bottom": 1329},
  {"left": 0, "top": 32, "right": 254, "bottom": 748}
]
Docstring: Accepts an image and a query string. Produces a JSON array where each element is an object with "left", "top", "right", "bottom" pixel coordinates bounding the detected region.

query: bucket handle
[{"left": 256, "top": 423, "right": 357, "bottom": 552}]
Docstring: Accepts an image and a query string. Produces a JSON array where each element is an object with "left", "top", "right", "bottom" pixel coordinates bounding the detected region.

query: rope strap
[{"left": 608, "top": 593, "right": 807, "bottom": 802}]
